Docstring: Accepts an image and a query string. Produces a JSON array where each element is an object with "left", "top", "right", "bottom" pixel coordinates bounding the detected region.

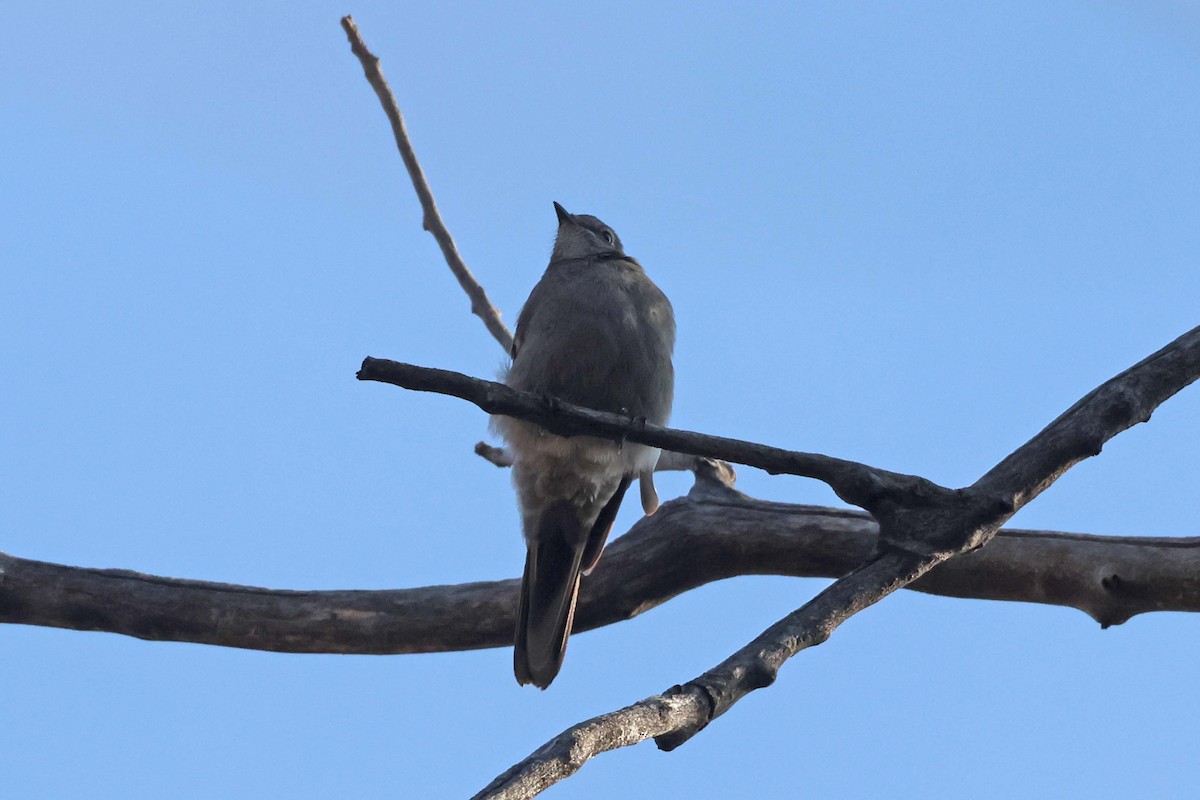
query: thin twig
[{"left": 340, "top": 16, "right": 514, "bottom": 352}]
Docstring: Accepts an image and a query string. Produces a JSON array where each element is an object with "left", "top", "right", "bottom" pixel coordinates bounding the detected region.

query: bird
[{"left": 494, "top": 202, "right": 675, "bottom": 688}]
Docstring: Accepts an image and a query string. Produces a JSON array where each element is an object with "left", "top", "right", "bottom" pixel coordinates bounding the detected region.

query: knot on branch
[
  {"left": 873, "top": 484, "right": 1009, "bottom": 557},
  {"left": 654, "top": 683, "right": 716, "bottom": 752}
]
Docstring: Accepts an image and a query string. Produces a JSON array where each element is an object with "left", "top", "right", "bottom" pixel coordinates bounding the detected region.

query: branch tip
[{"left": 341, "top": 16, "right": 514, "bottom": 353}]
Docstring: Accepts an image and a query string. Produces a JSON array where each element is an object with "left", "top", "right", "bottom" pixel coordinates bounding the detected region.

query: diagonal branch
[
  {"left": 973, "top": 327, "right": 1200, "bottom": 504},
  {"left": 473, "top": 548, "right": 937, "bottom": 800},
  {"left": 340, "top": 15, "right": 513, "bottom": 353},
  {"left": 471, "top": 324, "right": 1200, "bottom": 798}
]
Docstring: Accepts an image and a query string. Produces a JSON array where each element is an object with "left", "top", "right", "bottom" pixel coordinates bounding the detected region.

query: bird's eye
[{"left": 601, "top": 230, "right": 615, "bottom": 245}]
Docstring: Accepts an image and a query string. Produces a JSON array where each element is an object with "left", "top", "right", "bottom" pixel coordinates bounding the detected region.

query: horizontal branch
[
  {"left": 2, "top": 484, "right": 1194, "bottom": 652},
  {"left": 356, "top": 357, "right": 951, "bottom": 517},
  {"left": 361, "top": 324, "right": 1200, "bottom": 555}
]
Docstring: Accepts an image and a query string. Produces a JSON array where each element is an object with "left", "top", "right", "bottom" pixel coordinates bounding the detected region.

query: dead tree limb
[
  {"left": 2, "top": 485, "right": 1195, "bottom": 651},
  {"left": 472, "top": 547, "right": 937, "bottom": 800},
  {"left": 359, "top": 320, "right": 1200, "bottom": 554},
  {"left": 464, "top": 324, "right": 1200, "bottom": 798},
  {"left": 356, "top": 357, "right": 983, "bottom": 530}
]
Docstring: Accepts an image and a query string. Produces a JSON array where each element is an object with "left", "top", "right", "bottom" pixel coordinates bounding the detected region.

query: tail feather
[
  {"left": 581, "top": 475, "right": 631, "bottom": 575},
  {"left": 514, "top": 479, "right": 635, "bottom": 688},
  {"left": 514, "top": 502, "right": 586, "bottom": 689}
]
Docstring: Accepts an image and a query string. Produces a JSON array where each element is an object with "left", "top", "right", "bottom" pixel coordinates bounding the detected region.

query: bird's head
[{"left": 550, "top": 202, "right": 625, "bottom": 262}]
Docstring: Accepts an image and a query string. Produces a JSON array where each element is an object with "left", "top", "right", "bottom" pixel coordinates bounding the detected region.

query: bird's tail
[
  {"left": 514, "top": 478, "right": 631, "bottom": 688},
  {"left": 514, "top": 502, "right": 586, "bottom": 689}
]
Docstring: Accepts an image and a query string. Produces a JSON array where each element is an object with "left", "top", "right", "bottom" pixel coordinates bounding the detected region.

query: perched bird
[{"left": 495, "top": 202, "right": 675, "bottom": 688}]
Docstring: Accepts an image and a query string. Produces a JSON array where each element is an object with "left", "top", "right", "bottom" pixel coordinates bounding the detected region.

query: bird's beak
[{"left": 553, "top": 201, "right": 574, "bottom": 225}]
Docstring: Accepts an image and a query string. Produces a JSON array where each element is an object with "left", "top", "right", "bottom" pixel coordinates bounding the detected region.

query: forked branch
[{"left": 460, "top": 323, "right": 1200, "bottom": 799}]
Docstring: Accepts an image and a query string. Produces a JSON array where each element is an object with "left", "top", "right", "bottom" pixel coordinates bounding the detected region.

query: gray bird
[{"left": 495, "top": 202, "right": 675, "bottom": 689}]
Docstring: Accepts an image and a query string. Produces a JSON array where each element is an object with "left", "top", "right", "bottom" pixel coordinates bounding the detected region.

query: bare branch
[
  {"left": 472, "top": 325, "right": 1200, "bottom": 797},
  {"left": 1, "top": 494, "right": 1195, "bottom": 652},
  {"left": 340, "top": 15, "right": 513, "bottom": 352},
  {"left": 357, "top": 358, "right": 954, "bottom": 521},
  {"left": 472, "top": 690, "right": 710, "bottom": 800},
  {"left": 974, "top": 327, "right": 1200, "bottom": 506},
  {"left": 360, "top": 321, "right": 1200, "bottom": 550},
  {"left": 474, "top": 548, "right": 937, "bottom": 800}
]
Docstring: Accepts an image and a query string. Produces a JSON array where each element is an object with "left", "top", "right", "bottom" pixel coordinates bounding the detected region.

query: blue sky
[{"left": 2, "top": 3, "right": 1199, "bottom": 797}]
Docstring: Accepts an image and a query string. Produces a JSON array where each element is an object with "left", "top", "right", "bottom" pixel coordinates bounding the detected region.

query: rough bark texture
[{"left": 2, "top": 478, "right": 1195, "bottom": 652}]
